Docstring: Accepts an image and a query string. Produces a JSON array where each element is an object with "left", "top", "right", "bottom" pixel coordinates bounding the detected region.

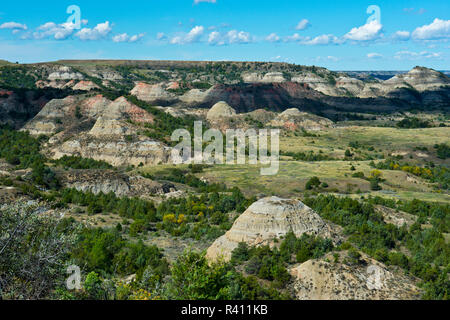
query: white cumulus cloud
[
  {"left": 265, "top": 33, "right": 280, "bottom": 42},
  {"left": 225, "top": 30, "right": 252, "bottom": 44},
  {"left": 113, "top": 33, "right": 145, "bottom": 43},
  {"left": 303, "top": 34, "right": 339, "bottom": 45},
  {"left": 208, "top": 29, "right": 253, "bottom": 45},
  {"left": 283, "top": 33, "right": 304, "bottom": 42},
  {"left": 394, "top": 50, "right": 442, "bottom": 60},
  {"left": 0, "top": 22, "right": 27, "bottom": 30},
  {"left": 295, "top": 19, "right": 310, "bottom": 30},
  {"left": 344, "top": 20, "right": 383, "bottom": 41},
  {"left": 32, "top": 21, "right": 78, "bottom": 40},
  {"left": 393, "top": 30, "right": 410, "bottom": 41},
  {"left": 171, "top": 25, "right": 204, "bottom": 44},
  {"left": 75, "top": 21, "right": 112, "bottom": 41},
  {"left": 208, "top": 31, "right": 223, "bottom": 45},
  {"left": 412, "top": 18, "right": 450, "bottom": 40}
]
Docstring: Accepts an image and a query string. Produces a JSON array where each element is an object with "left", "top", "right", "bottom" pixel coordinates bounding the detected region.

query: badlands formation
[
  {"left": 24, "top": 94, "right": 171, "bottom": 167},
  {"left": 206, "top": 101, "right": 237, "bottom": 121},
  {"left": 21, "top": 89, "right": 333, "bottom": 168},
  {"left": 1, "top": 63, "right": 449, "bottom": 131},
  {"left": 206, "top": 196, "right": 421, "bottom": 300},
  {"left": 206, "top": 196, "right": 341, "bottom": 262},
  {"left": 58, "top": 169, "right": 176, "bottom": 198},
  {"left": 290, "top": 251, "right": 420, "bottom": 300},
  {"left": 270, "top": 108, "right": 334, "bottom": 131}
]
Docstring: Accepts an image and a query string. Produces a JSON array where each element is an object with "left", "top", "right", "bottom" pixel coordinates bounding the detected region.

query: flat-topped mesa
[
  {"left": 206, "top": 196, "right": 341, "bottom": 262},
  {"left": 242, "top": 72, "right": 286, "bottom": 83}
]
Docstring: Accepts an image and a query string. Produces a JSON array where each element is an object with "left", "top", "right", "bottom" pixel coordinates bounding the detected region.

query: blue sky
[{"left": 0, "top": 0, "right": 448, "bottom": 70}]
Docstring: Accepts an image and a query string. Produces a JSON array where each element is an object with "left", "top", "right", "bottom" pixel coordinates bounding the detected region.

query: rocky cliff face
[
  {"left": 58, "top": 169, "right": 175, "bottom": 197},
  {"left": 22, "top": 95, "right": 83, "bottom": 135},
  {"left": 387, "top": 66, "right": 449, "bottom": 92},
  {"left": 0, "top": 89, "right": 50, "bottom": 128},
  {"left": 130, "top": 82, "right": 176, "bottom": 105},
  {"left": 206, "top": 196, "right": 341, "bottom": 262},
  {"left": 52, "top": 136, "right": 171, "bottom": 167},
  {"left": 242, "top": 66, "right": 449, "bottom": 102},
  {"left": 243, "top": 72, "right": 286, "bottom": 83},
  {"left": 202, "top": 104, "right": 333, "bottom": 132},
  {"left": 48, "top": 66, "right": 84, "bottom": 81},
  {"left": 169, "top": 80, "right": 435, "bottom": 114},
  {"left": 4, "top": 63, "right": 447, "bottom": 129},
  {"left": 289, "top": 251, "right": 421, "bottom": 300}
]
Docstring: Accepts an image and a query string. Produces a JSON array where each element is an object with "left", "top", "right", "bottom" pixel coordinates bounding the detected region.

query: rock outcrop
[
  {"left": 121, "top": 66, "right": 449, "bottom": 113},
  {"left": 72, "top": 80, "right": 100, "bottom": 91},
  {"left": 58, "top": 169, "right": 176, "bottom": 197},
  {"left": 48, "top": 66, "right": 84, "bottom": 81},
  {"left": 242, "top": 67, "right": 449, "bottom": 105},
  {"left": 289, "top": 251, "right": 421, "bottom": 300},
  {"left": 79, "top": 95, "right": 112, "bottom": 118},
  {"left": 22, "top": 94, "right": 170, "bottom": 167},
  {"left": 22, "top": 96, "right": 82, "bottom": 135},
  {"left": 375, "top": 205, "right": 417, "bottom": 228},
  {"left": 23, "top": 95, "right": 154, "bottom": 136},
  {"left": 4, "top": 62, "right": 449, "bottom": 125},
  {"left": 387, "top": 66, "right": 449, "bottom": 92},
  {"left": 206, "top": 196, "right": 341, "bottom": 262},
  {"left": 206, "top": 101, "right": 237, "bottom": 121},
  {"left": 270, "top": 108, "right": 334, "bottom": 131},
  {"left": 104, "top": 96, "right": 155, "bottom": 123},
  {"left": 179, "top": 88, "right": 210, "bottom": 105},
  {"left": 130, "top": 82, "right": 176, "bottom": 104},
  {"left": 243, "top": 72, "right": 286, "bottom": 83},
  {"left": 52, "top": 137, "right": 171, "bottom": 167}
]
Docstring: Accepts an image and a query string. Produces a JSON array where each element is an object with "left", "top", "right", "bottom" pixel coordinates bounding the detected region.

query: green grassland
[
  {"left": 141, "top": 126, "right": 449, "bottom": 204},
  {"left": 281, "top": 126, "right": 449, "bottom": 162},
  {"left": 195, "top": 161, "right": 448, "bottom": 202}
]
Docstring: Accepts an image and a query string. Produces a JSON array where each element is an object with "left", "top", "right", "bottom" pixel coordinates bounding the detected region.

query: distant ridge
[
  {"left": 0, "top": 60, "right": 12, "bottom": 66},
  {"left": 340, "top": 70, "right": 450, "bottom": 81}
]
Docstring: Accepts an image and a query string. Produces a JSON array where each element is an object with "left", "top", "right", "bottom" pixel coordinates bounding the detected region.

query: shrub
[
  {"left": 306, "top": 176, "right": 321, "bottom": 190},
  {"left": 396, "top": 117, "right": 431, "bottom": 129},
  {"left": 434, "top": 144, "right": 450, "bottom": 159}
]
